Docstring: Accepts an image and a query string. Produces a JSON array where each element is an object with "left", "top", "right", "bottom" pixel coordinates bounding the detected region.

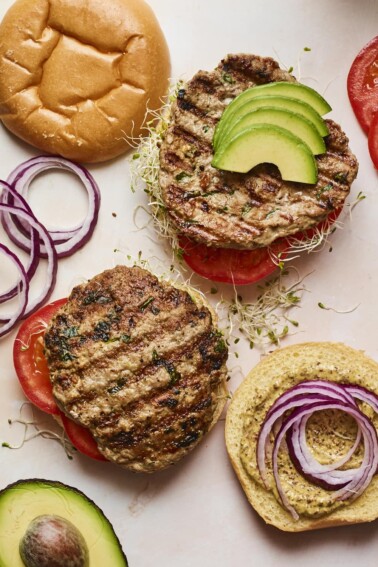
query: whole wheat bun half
[
  {"left": 0, "top": 0, "right": 170, "bottom": 163},
  {"left": 225, "top": 342, "right": 378, "bottom": 532}
]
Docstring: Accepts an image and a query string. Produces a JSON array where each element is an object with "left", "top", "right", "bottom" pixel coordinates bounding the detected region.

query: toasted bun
[
  {"left": 0, "top": 0, "right": 170, "bottom": 162},
  {"left": 225, "top": 342, "right": 378, "bottom": 531}
]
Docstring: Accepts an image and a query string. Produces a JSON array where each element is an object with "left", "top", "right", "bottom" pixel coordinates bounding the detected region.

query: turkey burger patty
[
  {"left": 158, "top": 54, "right": 358, "bottom": 250},
  {"left": 43, "top": 265, "right": 228, "bottom": 472}
]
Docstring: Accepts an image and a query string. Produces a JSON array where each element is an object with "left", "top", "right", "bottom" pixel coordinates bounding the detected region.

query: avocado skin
[{"left": 0, "top": 479, "right": 128, "bottom": 567}]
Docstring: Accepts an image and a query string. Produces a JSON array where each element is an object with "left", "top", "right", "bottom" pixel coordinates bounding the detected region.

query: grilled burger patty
[
  {"left": 159, "top": 54, "right": 359, "bottom": 249},
  {"left": 43, "top": 266, "right": 228, "bottom": 472}
]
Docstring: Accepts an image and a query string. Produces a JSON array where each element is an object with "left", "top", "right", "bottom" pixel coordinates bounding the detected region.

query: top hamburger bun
[
  {"left": 225, "top": 342, "right": 378, "bottom": 531},
  {"left": 0, "top": 0, "right": 170, "bottom": 163}
]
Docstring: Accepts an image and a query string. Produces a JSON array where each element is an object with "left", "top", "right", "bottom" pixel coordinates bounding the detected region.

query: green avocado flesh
[
  {"left": 214, "top": 94, "right": 329, "bottom": 149},
  {"left": 0, "top": 480, "right": 128, "bottom": 567},
  {"left": 213, "top": 81, "right": 331, "bottom": 148},
  {"left": 218, "top": 107, "right": 326, "bottom": 155},
  {"left": 211, "top": 124, "right": 317, "bottom": 183}
]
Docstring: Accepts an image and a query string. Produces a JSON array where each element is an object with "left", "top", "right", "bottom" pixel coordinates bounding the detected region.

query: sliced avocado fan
[{"left": 212, "top": 81, "right": 331, "bottom": 183}]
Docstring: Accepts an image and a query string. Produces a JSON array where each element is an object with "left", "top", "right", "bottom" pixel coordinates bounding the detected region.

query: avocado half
[{"left": 0, "top": 479, "right": 128, "bottom": 567}]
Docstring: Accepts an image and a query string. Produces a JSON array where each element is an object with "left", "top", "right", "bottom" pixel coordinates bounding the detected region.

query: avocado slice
[
  {"left": 214, "top": 94, "right": 329, "bottom": 150},
  {"left": 213, "top": 81, "right": 331, "bottom": 148},
  {"left": 212, "top": 124, "right": 317, "bottom": 184},
  {"left": 217, "top": 106, "right": 326, "bottom": 155},
  {"left": 0, "top": 479, "right": 128, "bottom": 567}
]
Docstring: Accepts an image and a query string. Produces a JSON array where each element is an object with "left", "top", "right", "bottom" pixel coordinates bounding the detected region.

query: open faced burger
[
  {"left": 13, "top": 265, "right": 229, "bottom": 472},
  {"left": 152, "top": 54, "right": 359, "bottom": 284}
]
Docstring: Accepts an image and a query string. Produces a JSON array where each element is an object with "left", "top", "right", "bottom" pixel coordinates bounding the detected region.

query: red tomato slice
[
  {"left": 368, "top": 112, "right": 378, "bottom": 168},
  {"left": 60, "top": 412, "right": 107, "bottom": 462},
  {"left": 347, "top": 36, "right": 378, "bottom": 134},
  {"left": 14, "top": 297, "right": 107, "bottom": 462},
  {"left": 179, "top": 236, "right": 289, "bottom": 285},
  {"left": 179, "top": 209, "right": 341, "bottom": 285},
  {"left": 13, "top": 298, "right": 67, "bottom": 415}
]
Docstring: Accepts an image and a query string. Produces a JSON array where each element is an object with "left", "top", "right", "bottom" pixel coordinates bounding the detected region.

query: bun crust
[
  {"left": 225, "top": 342, "right": 378, "bottom": 531},
  {"left": 0, "top": 0, "right": 170, "bottom": 162}
]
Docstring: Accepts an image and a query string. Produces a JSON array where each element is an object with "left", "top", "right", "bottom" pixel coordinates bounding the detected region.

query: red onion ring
[
  {"left": 0, "top": 203, "right": 57, "bottom": 320},
  {"left": 256, "top": 380, "right": 378, "bottom": 520},
  {"left": 257, "top": 380, "right": 356, "bottom": 485},
  {"left": 2, "top": 155, "right": 101, "bottom": 258},
  {"left": 345, "top": 384, "right": 378, "bottom": 413},
  {"left": 288, "top": 384, "right": 378, "bottom": 487},
  {"left": 287, "top": 414, "right": 362, "bottom": 488},
  {"left": 0, "top": 244, "right": 29, "bottom": 338},
  {"left": 273, "top": 400, "right": 378, "bottom": 520},
  {"left": 0, "top": 156, "right": 100, "bottom": 337},
  {"left": 0, "top": 181, "right": 40, "bottom": 305}
]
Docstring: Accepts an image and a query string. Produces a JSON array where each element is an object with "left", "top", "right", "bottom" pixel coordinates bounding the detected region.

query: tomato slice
[
  {"left": 13, "top": 298, "right": 107, "bottom": 462},
  {"left": 347, "top": 35, "right": 378, "bottom": 133},
  {"left": 179, "top": 209, "right": 341, "bottom": 285},
  {"left": 368, "top": 112, "right": 378, "bottom": 168},
  {"left": 13, "top": 298, "right": 67, "bottom": 415},
  {"left": 179, "top": 236, "right": 289, "bottom": 285},
  {"left": 60, "top": 412, "right": 107, "bottom": 462}
]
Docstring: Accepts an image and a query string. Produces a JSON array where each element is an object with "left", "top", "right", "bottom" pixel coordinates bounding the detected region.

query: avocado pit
[{"left": 19, "top": 515, "right": 89, "bottom": 567}]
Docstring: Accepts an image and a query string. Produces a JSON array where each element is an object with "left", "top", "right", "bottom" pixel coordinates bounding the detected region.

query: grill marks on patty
[
  {"left": 44, "top": 266, "right": 228, "bottom": 472},
  {"left": 159, "top": 54, "right": 359, "bottom": 249}
]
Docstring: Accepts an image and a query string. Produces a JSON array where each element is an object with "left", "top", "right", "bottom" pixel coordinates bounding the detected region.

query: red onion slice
[
  {"left": 288, "top": 383, "right": 378, "bottom": 486},
  {"left": 287, "top": 414, "right": 362, "bottom": 488},
  {"left": 0, "top": 181, "right": 40, "bottom": 305},
  {"left": 0, "top": 244, "right": 29, "bottom": 338},
  {"left": 7, "top": 159, "right": 81, "bottom": 242},
  {"left": 3, "top": 156, "right": 101, "bottom": 258},
  {"left": 0, "top": 156, "right": 100, "bottom": 337},
  {"left": 344, "top": 384, "right": 378, "bottom": 413},
  {"left": 265, "top": 380, "right": 356, "bottom": 421},
  {"left": 257, "top": 380, "right": 357, "bottom": 485},
  {"left": 0, "top": 203, "right": 57, "bottom": 320},
  {"left": 256, "top": 380, "right": 378, "bottom": 520},
  {"left": 272, "top": 400, "right": 378, "bottom": 520}
]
